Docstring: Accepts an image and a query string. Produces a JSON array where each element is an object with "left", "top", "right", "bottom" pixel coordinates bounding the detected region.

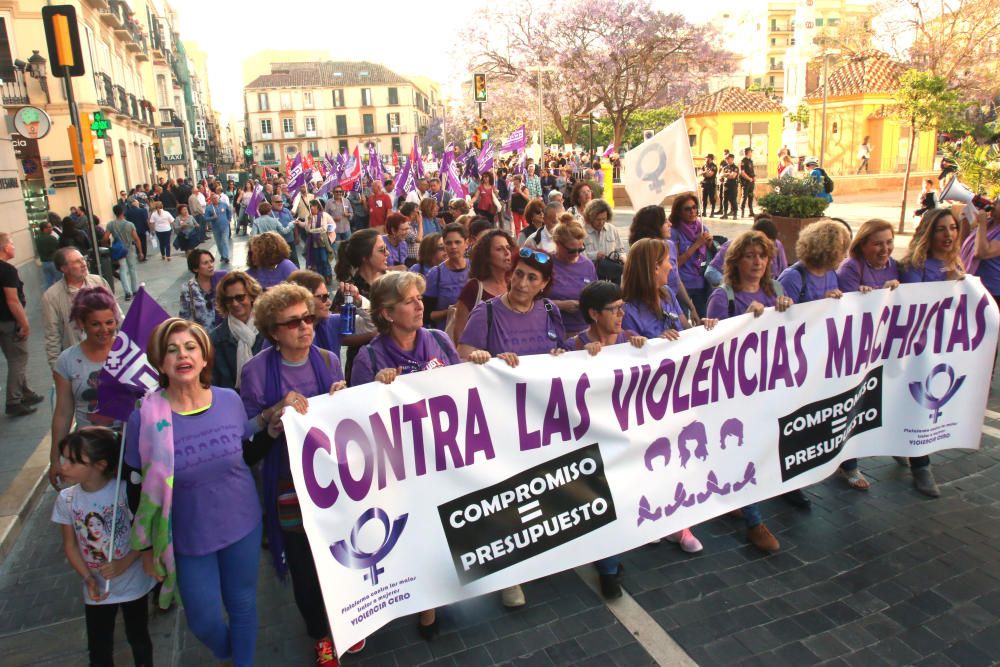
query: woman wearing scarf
[
  {"left": 209, "top": 272, "right": 264, "bottom": 390},
  {"left": 303, "top": 199, "right": 335, "bottom": 283},
  {"left": 669, "top": 194, "right": 716, "bottom": 318},
  {"left": 237, "top": 284, "right": 361, "bottom": 665},
  {"left": 126, "top": 318, "right": 261, "bottom": 666}
]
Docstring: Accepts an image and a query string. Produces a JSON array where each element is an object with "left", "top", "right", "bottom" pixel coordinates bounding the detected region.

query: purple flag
[
  {"left": 286, "top": 154, "right": 306, "bottom": 194},
  {"left": 441, "top": 145, "right": 466, "bottom": 198},
  {"left": 97, "top": 287, "right": 169, "bottom": 421},
  {"left": 368, "top": 144, "right": 384, "bottom": 182},
  {"left": 393, "top": 158, "right": 415, "bottom": 198},
  {"left": 411, "top": 136, "right": 425, "bottom": 180},
  {"left": 602, "top": 144, "right": 616, "bottom": 158},
  {"left": 501, "top": 125, "right": 527, "bottom": 153},
  {"left": 244, "top": 184, "right": 264, "bottom": 219},
  {"left": 477, "top": 140, "right": 495, "bottom": 174}
]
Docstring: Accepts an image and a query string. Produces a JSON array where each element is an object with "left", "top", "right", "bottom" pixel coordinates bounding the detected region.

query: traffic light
[
  {"left": 472, "top": 121, "right": 482, "bottom": 149},
  {"left": 68, "top": 111, "right": 95, "bottom": 175},
  {"left": 473, "top": 73, "right": 487, "bottom": 102},
  {"left": 481, "top": 120, "right": 489, "bottom": 142}
]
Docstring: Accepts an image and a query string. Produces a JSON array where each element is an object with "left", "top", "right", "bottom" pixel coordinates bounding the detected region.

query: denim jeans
[
  {"left": 175, "top": 521, "right": 261, "bottom": 667},
  {"left": 212, "top": 220, "right": 231, "bottom": 261},
  {"left": 117, "top": 248, "right": 139, "bottom": 297},
  {"left": 743, "top": 503, "right": 763, "bottom": 529},
  {"left": 42, "top": 261, "right": 61, "bottom": 290}
]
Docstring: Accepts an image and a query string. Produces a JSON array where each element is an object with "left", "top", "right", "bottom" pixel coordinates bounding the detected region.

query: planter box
[{"left": 770, "top": 215, "right": 824, "bottom": 264}]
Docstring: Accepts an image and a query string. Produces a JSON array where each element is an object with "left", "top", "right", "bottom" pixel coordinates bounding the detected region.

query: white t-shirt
[
  {"left": 51, "top": 480, "right": 156, "bottom": 605},
  {"left": 150, "top": 210, "right": 174, "bottom": 233}
]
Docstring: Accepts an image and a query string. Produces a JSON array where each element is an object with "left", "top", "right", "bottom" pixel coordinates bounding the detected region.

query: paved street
[{"left": 1, "top": 204, "right": 998, "bottom": 665}]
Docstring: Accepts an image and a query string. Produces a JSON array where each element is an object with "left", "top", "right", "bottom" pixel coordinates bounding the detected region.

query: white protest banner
[
  {"left": 621, "top": 116, "right": 699, "bottom": 209},
  {"left": 282, "top": 280, "right": 998, "bottom": 653}
]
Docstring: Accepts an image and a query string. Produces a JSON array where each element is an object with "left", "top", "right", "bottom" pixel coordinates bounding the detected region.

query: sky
[{"left": 169, "top": 0, "right": 739, "bottom": 122}]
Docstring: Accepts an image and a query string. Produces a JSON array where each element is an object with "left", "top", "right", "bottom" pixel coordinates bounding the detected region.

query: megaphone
[{"left": 940, "top": 174, "right": 994, "bottom": 211}]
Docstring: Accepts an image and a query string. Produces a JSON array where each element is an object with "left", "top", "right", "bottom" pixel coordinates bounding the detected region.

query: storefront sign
[{"left": 13, "top": 106, "right": 52, "bottom": 140}]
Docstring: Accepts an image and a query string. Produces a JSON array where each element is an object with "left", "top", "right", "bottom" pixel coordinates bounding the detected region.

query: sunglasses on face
[
  {"left": 275, "top": 314, "right": 316, "bottom": 329},
  {"left": 562, "top": 245, "right": 586, "bottom": 255},
  {"left": 315, "top": 293, "right": 331, "bottom": 302},
  {"left": 222, "top": 293, "right": 249, "bottom": 305},
  {"left": 602, "top": 304, "right": 626, "bottom": 314},
  {"left": 682, "top": 205, "right": 698, "bottom": 211},
  {"left": 518, "top": 247, "right": 551, "bottom": 264}
]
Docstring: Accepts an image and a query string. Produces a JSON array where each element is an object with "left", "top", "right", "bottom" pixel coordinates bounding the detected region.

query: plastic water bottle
[{"left": 340, "top": 294, "right": 356, "bottom": 335}]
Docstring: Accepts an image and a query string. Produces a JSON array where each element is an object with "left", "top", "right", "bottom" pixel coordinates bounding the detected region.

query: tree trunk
[
  {"left": 613, "top": 122, "right": 626, "bottom": 152},
  {"left": 898, "top": 119, "right": 918, "bottom": 234}
]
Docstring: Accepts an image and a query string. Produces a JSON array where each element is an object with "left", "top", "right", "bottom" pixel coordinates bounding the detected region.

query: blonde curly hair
[
  {"left": 249, "top": 231, "right": 290, "bottom": 269},
  {"left": 796, "top": 220, "right": 850, "bottom": 271},
  {"left": 253, "top": 283, "right": 314, "bottom": 342}
]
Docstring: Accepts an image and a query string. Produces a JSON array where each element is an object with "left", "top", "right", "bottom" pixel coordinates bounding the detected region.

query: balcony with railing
[
  {"left": 114, "top": 85, "right": 129, "bottom": 117},
  {"left": 139, "top": 99, "right": 154, "bottom": 126},
  {"left": 84, "top": 0, "right": 110, "bottom": 9},
  {"left": 99, "top": 0, "right": 124, "bottom": 28},
  {"left": 95, "top": 72, "right": 115, "bottom": 110},
  {"left": 128, "top": 93, "right": 139, "bottom": 120},
  {"left": 1, "top": 69, "right": 29, "bottom": 106}
]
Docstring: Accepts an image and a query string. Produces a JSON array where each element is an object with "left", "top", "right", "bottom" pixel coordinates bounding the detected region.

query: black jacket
[{"left": 209, "top": 318, "right": 265, "bottom": 390}]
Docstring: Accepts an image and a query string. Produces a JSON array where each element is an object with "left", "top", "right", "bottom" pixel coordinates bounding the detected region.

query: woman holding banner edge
[
  {"left": 351, "top": 271, "right": 461, "bottom": 638},
  {"left": 458, "top": 248, "right": 567, "bottom": 608}
]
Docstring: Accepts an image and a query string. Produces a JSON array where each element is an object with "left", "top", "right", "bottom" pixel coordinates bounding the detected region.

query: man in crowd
[
  {"left": 701, "top": 154, "right": 718, "bottom": 217},
  {"left": 740, "top": 147, "right": 757, "bottom": 218},
  {"left": 107, "top": 204, "right": 144, "bottom": 301},
  {"left": 125, "top": 196, "right": 150, "bottom": 260},
  {"left": 42, "top": 247, "right": 119, "bottom": 373},
  {"left": 0, "top": 233, "right": 43, "bottom": 417},
  {"left": 271, "top": 196, "right": 300, "bottom": 267},
  {"left": 367, "top": 179, "right": 393, "bottom": 232},
  {"left": 428, "top": 177, "right": 453, "bottom": 209},
  {"left": 720, "top": 153, "right": 740, "bottom": 220},
  {"left": 188, "top": 183, "right": 207, "bottom": 239},
  {"left": 405, "top": 178, "right": 430, "bottom": 205}
]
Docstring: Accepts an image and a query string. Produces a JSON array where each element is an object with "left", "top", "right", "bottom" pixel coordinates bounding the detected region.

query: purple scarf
[
  {"left": 262, "top": 346, "right": 335, "bottom": 576},
  {"left": 679, "top": 221, "right": 707, "bottom": 266}
]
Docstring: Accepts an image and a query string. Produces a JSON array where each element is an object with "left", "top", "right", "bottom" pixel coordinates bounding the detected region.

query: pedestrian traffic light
[
  {"left": 473, "top": 73, "right": 487, "bottom": 102},
  {"left": 473, "top": 121, "right": 482, "bottom": 149},
  {"left": 68, "top": 111, "right": 95, "bottom": 175}
]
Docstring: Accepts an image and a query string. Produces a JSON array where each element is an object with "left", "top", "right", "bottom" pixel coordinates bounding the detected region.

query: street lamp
[{"left": 526, "top": 66, "right": 556, "bottom": 157}]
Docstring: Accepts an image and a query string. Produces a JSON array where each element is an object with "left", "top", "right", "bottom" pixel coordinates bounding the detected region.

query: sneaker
[
  {"left": 5, "top": 403, "right": 36, "bottom": 417},
  {"left": 598, "top": 563, "right": 624, "bottom": 600},
  {"left": 665, "top": 528, "right": 703, "bottom": 553},
  {"left": 501, "top": 584, "right": 526, "bottom": 608},
  {"left": 314, "top": 638, "right": 337, "bottom": 667},
  {"left": 747, "top": 524, "right": 780, "bottom": 553},
  {"left": 346, "top": 639, "right": 365, "bottom": 654},
  {"left": 913, "top": 466, "right": 940, "bottom": 497},
  {"left": 20, "top": 390, "right": 44, "bottom": 406}
]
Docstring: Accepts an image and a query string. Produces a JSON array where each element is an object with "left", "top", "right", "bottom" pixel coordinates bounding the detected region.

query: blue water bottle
[{"left": 340, "top": 294, "right": 356, "bottom": 335}]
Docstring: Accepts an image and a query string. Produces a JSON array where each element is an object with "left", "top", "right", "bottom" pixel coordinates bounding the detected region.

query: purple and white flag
[
  {"left": 411, "top": 136, "right": 425, "bottom": 180},
  {"left": 368, "top": 144, "right": 384, "bottom": 182},
  {"left": 323, "top": 153, "right": 336, "bottom": 175},
  {"left": 441, "top": 145, "right": 466, "bottom": 198},
  {"left": 97, "top": 287, "right": 169, "bottom": 421},
  {"left": 286, "top": 154, "right": 306, "bottom": 194},
  {"left": 501, "top": 125, "right": 527, "bottom": 153},
  {"left": 244, "top": 183, "right": 264, "bottom": 219},
  {"left": 394, "top": 159, "right": 415, "bottom": 198},
  {"left": 602, "top": 144, "right": 616, "bottom": 158},
  {"left": 477, "top": 140, "right": 494, "bottom": 174}
]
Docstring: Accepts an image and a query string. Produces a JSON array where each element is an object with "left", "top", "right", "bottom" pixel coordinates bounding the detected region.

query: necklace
[{"left": 503, "top": 294, "right": 532, "bottom": 314}]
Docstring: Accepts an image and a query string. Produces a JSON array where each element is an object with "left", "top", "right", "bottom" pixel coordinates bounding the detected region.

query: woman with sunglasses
[
  {"left": 669, "top": 194, "right": 715, "bottom": 318},
  {"left": 210, "top": 272, "right": 264, "bottom": 390},
  {"left": 459, "top": 249, "right": 566, "bottom": 609},
  {"left": 572, "top": 280, "right": 647, "bottom": 353},
  {"left": 548, "top": 222, "right": 598, "bottom": 336},
  {"left": 450, "top": 229, "right": 515, "bottom": 344},
  {"left": 238, "top": 284, "right": 363, "bottom": 665},
  {"left": 334, "top": 229, "right": 388, "bottom": 380}
]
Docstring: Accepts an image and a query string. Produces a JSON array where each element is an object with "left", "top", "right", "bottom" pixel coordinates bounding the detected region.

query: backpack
[
  {"left": 818, "top": 168, "right": 834, "bottom": 194},
  {"left": 365, "top": 329, "right": 458, "bottom": 373},
  {"left": 723, "top": 280, "right": 785, "bottom": 317}
]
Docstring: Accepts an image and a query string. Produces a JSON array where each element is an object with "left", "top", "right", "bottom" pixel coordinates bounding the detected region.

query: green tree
[
  {"left": 893, "top": 70, "right": 968, "bottom": 232},
  {"left": 943, "top": 137, "right": 1000, "bottom": 199}
]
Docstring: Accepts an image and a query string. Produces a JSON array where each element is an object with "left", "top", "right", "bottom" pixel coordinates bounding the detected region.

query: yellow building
[
  {"left": 0, "top": 0, "right": 221, "bottom": 263},
  {"left": 803, "top": 53, "right": 937, "bottom": 176},
  {"left": 243, "top": 61, "right": 439, "bottom": 169},
  {"left": 685, "top": 87, "right": 784, "bottom": 179}
]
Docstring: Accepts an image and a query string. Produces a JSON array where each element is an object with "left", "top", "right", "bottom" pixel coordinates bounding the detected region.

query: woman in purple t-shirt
[
  {"left": 704, "top": 232, "right": 794, "bottom": 554},
  {"left": 382, "top": 213, "right": 411, "bottom": 271},
  {"left": 458, "top": 249, "right": 566, "bottom": 610},
  {"left": 897, "top": 209, "right": 966, "bottom": 498},
  {"left": 451, "top": 229, "right": 515, "bottom": 345},
  {"left": 246, "top": 232, "right": 296, "bottom": 291},
  {"left": 549, "top": 222, "right": 598, "bottom": 336},
  {"left": 126, "top": 318, "right": 261, "bottom": 666},
  {"left": 351, "top": 272, "right": 459, "bottom": 639},
  {"left": 628, "top": 204, "right": 699, "bottom": 323},
  {"left": 423, "top": 223, "right": 470, "bottom": 329},
  {"left": 572, "top": 280, "right": 647, "bottom": 352},
  {"left": 777, "top": 220, "right": 850, "bottom": 304}
]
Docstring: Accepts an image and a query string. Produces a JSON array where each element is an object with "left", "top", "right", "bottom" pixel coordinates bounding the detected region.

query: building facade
[
  {"left": 0, "top": 0, "right": 222, "bottom": 265},
  {"left": 243, "top": 61, "right": 440, "bottom": 170}
]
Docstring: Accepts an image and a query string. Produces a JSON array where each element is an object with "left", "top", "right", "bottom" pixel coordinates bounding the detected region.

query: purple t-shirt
[
  {"left": 666, "top": 240, "right": 680, "bottom": 295},
  {"left": 248, "top": 258, "right": 297, "bottom": 290},
  {"left": 622, "top": 291, "right": 683, "bottom": 338},
  {"left": 900, "top": 257, "right": 947, "bottom": 284},
  {"left": 710, "top": 238, "right": 788, "bottom": 278},
  {"left": 549, "top": 256, "right": 597, "bottom": 335},
  {"left": 977, "top": 257, "right": 1000, "bottom": 294},
  {"left": 706, "top": 287, "right": 778, "bottom": 320},
  {"left": 425, "top": 262, "right": 471, "bottom": 318},
  {"left": 351, "top": 328, "right": 459, "bottom": 386},
  {"left": 239, "top": 347, "right": 344, "bottom": 479},
  {"left": 671, "top": 221, "right": 710, "bottom": 290},
  {"left": 460, "top": 296, "right": 566, "bottom": 355},
  {"left": 778, "top": 263, "right": 839, "bottom": 303},
  {"left": 836, "top": 257, "right": 900, "bottom": 292},
  {"left": 409, "top": 263, "right": 433, "bottom": 277},
  {"left": 125, "top": 388, "right": 259, "bottom": 556},
  {"left": 383, "top": 235, "right": 408, "bottom": 266}
]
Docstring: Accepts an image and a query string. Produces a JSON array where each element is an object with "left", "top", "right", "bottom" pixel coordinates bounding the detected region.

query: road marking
[
  {"left": 574, "top": 565, "right": 697, "bottom": 666},
  {"left": 981, "top": 423, "right": 1000, "bottom": 441},
  {"left": 984, "top": 409, "right": 1000, "bottom": 421}
]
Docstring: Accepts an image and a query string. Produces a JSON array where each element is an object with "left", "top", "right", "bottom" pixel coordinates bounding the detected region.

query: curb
[{"left": 0, "top": 434, "right": 51, "bottom": 564}]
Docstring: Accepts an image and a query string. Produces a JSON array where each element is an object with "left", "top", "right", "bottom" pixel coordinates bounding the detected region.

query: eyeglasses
[
  {"left": 562, "top": 245, "right": 586, "bottom": 255},
  {"left": 222, "top": 293, "right": 249, "bottom": 305},
  {"left": 315, "top": 293, "right": 331, "bottom": 302},
  {"left": 518, "top": 247, "right": 551, "bottom": 264},
  {"left": 275, "top": 314, "right": 316, "bottom": 329},
  {"left": 375, "top": 246, "right": 389, "bottom": 254},
  {"left": 682, "top": 205, "right": 698, "bottom": 211},
  {"left": 601, "top": 304, "right": 626, "bottom": 314}
]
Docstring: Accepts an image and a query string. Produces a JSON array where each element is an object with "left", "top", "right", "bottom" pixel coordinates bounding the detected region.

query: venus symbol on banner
[{"left": 635, "top": 144, "right": 667, "bottom": 193}]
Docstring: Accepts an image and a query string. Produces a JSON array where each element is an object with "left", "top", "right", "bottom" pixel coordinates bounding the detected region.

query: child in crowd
[{"left": 52, "top": 426, "right": 155, "bottom": 667}]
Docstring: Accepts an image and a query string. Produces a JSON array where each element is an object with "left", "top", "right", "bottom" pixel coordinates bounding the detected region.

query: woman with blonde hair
[
  {"left": 548, "top": 222, "right": 597, "bottom": 336},
  {"left": 777, "top": 220, "right": 849, "bottom": 304},
  {"left": 210, "top": 271, "right": 264, "bottom": 390},
  {"left": 247, "top": 232, "right": 296, "bottom": 290}
]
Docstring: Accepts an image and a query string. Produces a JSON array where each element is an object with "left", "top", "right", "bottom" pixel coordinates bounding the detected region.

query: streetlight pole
[
  {"left": 526, "top": 66, "right": 555, "bottom": 158},
  {"left": 819, "top": 52, "right": 829, "bottom": 169}
]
